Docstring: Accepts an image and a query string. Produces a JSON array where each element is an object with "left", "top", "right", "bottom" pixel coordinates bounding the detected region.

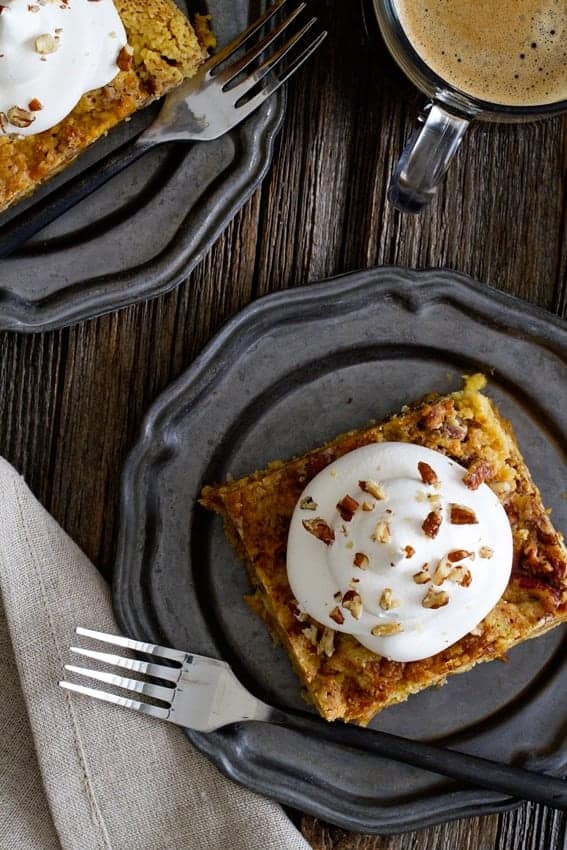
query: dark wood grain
[{"left": 0, "top": 0, "right": 566, "bottom": 848}]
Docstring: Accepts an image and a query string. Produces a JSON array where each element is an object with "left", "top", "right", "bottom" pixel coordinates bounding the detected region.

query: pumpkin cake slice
[
  {"left": 0, "top": 0, "right": 212, "bottom": 215},
  {"left": 200, "top": 375, "right": 567, "bottom": 726}
]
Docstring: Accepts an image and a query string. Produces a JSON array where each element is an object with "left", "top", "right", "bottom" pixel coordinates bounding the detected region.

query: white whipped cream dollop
[
  {"left": 287, "top": 442, "right": 513, "bottom": 662},
  {"left": 0, "top": 0, "right": 127, "bottom": 136}
]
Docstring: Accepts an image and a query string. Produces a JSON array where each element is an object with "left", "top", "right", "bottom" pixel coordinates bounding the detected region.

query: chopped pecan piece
[
  {"left": 448, "top": 567, "right": 472, "bottom": 587},
  {"left": 329, "top": 606, "right": 345, "bottom": 625},
  {"left": 35, "top": 33, "right": 58, "bottom": 54},
  {"left": 449, "top": 504, "right": 478, "bottom": 525},
  {"left": 463, "top": 461, "right": 493, "bottom": 490},
  {"left": 337, "top": 494, "right": 359, "bottom": 521},
  {"left": 6, "top": 106, "right": 35, "bottom": 128},
  {"left": 441, "top": 416, "right": 467, "bottom": 440},
  {"left": 422, "top": 588, "right": 450, "bottom": 609},
  {"left": 431, "top": 557, "right": 452, "bottom": 586},
  {"left": 117, "top": 43, "right": 134, "bottom": 71},
  {"left": 479, "top": 546, "right": 494, "bottom": 559},
  {"left": 372, "top": 519, "right": 391, "bottom": 544},
  {"left": 28, "top": 98, "right": 43, "bottom": 111},
  {"left": 361, "top": 501, "right": 374, "bottom": 511},
  {"left": 317, "top": 628, "right": 335, "bottom": 658},
  {"left": 359, "top": 480, "right": 387, "bottom": 500},
  {"left": 342, "top": 590, "right": 363, "bottom": 619},
  {"left": 302, "top": 518, "right": 334, "bottom": 545},
  {"left": 417, "top": 491, "right": 439, "bottom": 504},
  {"left": 419, "top": 399, "right": 451, "bottom": 429},
  {"left": 413, "top": 569, "right": 430, "bottom": 584},
  {"left": 379, "top": 588, "right": 400, "bottom": 610},
  {"left": 447, "top": 549, "right": 474, "bottom": 563},
  {"left": 418, "top": 461, "right": 438, "bottom": 485},
  {"left": 371, "top": 621, "right": 403, "bottom": 636},
  {"left": 299, "top": 496, "right": 318, "bottom": 511},
  {"left": 422, "top": 509, "right": 442, "bottom": 538},
  {"left": 404, "top": 545, "right": 415, "bottom": 558},
  {"left": 353, "top": 552, "right": 369, "bottom": 569}
]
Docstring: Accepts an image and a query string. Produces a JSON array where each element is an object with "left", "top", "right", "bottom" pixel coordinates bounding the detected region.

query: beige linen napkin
[{"left": 0, "top": 457, "right": 310, "bottom": 850}]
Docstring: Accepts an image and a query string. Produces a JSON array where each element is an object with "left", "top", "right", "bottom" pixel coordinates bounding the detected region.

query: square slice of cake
[
  {"left": 201, "top": 375, "right": 567, "bottom": 725},
  {"left": 0, "top": 0, "right": 211, "bottom": 214}
]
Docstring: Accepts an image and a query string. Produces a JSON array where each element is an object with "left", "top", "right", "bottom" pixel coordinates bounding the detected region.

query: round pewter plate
[
  {"left": 113, "top": 267, "right": 567, "bottom": 834},
  {"left": 0, "top": 1, "right": 283, "bottom": 332}
]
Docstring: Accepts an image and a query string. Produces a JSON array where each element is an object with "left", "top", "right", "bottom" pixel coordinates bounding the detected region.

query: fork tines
[
  {"left": 206, "top": 0, "right": 327, "bottom": 115},
  {"left": 59, "top": 627, "right": 185, "bottom": 720}
]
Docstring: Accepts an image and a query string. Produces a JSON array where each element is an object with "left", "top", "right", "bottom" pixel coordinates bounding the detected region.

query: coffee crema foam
[{"left": 393, "top": 0, "right": 567, "bottom": 107}]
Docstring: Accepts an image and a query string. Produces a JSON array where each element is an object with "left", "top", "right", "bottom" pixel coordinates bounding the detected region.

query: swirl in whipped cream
[
  {"left": 287, "top": 442, "right": 513, "bottom": 662},
  {"left": 0, "top": 0, "right": 127, "bottom": 136}
]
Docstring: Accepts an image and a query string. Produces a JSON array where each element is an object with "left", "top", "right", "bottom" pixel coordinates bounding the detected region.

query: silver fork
[
  {"left": 59, "top": 627, "right": 567, "bottom": 811},
  {"left": 0, "top": 0, "right": 326, "bottom": 257}
]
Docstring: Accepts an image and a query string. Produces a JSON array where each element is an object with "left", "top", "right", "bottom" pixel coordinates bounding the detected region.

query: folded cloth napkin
[{"left": 0, "top": 458, "right": 310, "bottom": 850}]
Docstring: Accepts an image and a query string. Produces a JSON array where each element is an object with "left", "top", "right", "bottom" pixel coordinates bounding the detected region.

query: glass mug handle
[{"left": 388, "top": 102, "right": 471, "bottom": 214}]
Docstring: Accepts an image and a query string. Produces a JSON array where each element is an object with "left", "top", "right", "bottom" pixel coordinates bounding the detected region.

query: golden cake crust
[
  {"left": 0, "top": 0, "right": 208, "bottom": 214},
  {"left": 201, "top": 376, "right": 567, "bottom": 725}
]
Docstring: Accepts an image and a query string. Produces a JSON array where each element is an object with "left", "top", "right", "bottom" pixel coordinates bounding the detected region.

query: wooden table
[{"left": 1, "top": 1, "right": 566, "bottom": 847}]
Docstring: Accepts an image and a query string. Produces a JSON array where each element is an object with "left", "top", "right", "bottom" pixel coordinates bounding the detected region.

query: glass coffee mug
[{"left": 372, "top": 0, "right": 567, "bottom": 214}]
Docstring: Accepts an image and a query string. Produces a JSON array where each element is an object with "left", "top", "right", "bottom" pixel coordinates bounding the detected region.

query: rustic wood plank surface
[{"left": 0, "top": 0, "right": 566, "bottom": 847}]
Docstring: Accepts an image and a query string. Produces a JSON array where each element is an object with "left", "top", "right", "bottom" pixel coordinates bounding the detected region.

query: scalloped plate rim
[{"left": 113, "top": 266, "right": 567, "bottom": 834}]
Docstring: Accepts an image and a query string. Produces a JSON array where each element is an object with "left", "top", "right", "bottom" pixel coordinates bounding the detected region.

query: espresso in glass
[{"left": 393, "top": 0, "right": 567, "bottom": 107}]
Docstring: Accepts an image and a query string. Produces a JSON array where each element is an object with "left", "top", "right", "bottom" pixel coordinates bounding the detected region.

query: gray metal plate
[
  {"left": 113, "top": 267, "right": 567, "bottom": 833},
  {"left": 0, "top": 0, "right": 284, "bottom": 332}
]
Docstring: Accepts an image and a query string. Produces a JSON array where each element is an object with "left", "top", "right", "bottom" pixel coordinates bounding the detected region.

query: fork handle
[
  {"left": 0, "top": 136, "right": 155, "bottom": 259},
  {"left": 272, "top": 709, "right": 567, "bottom": 810}
]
